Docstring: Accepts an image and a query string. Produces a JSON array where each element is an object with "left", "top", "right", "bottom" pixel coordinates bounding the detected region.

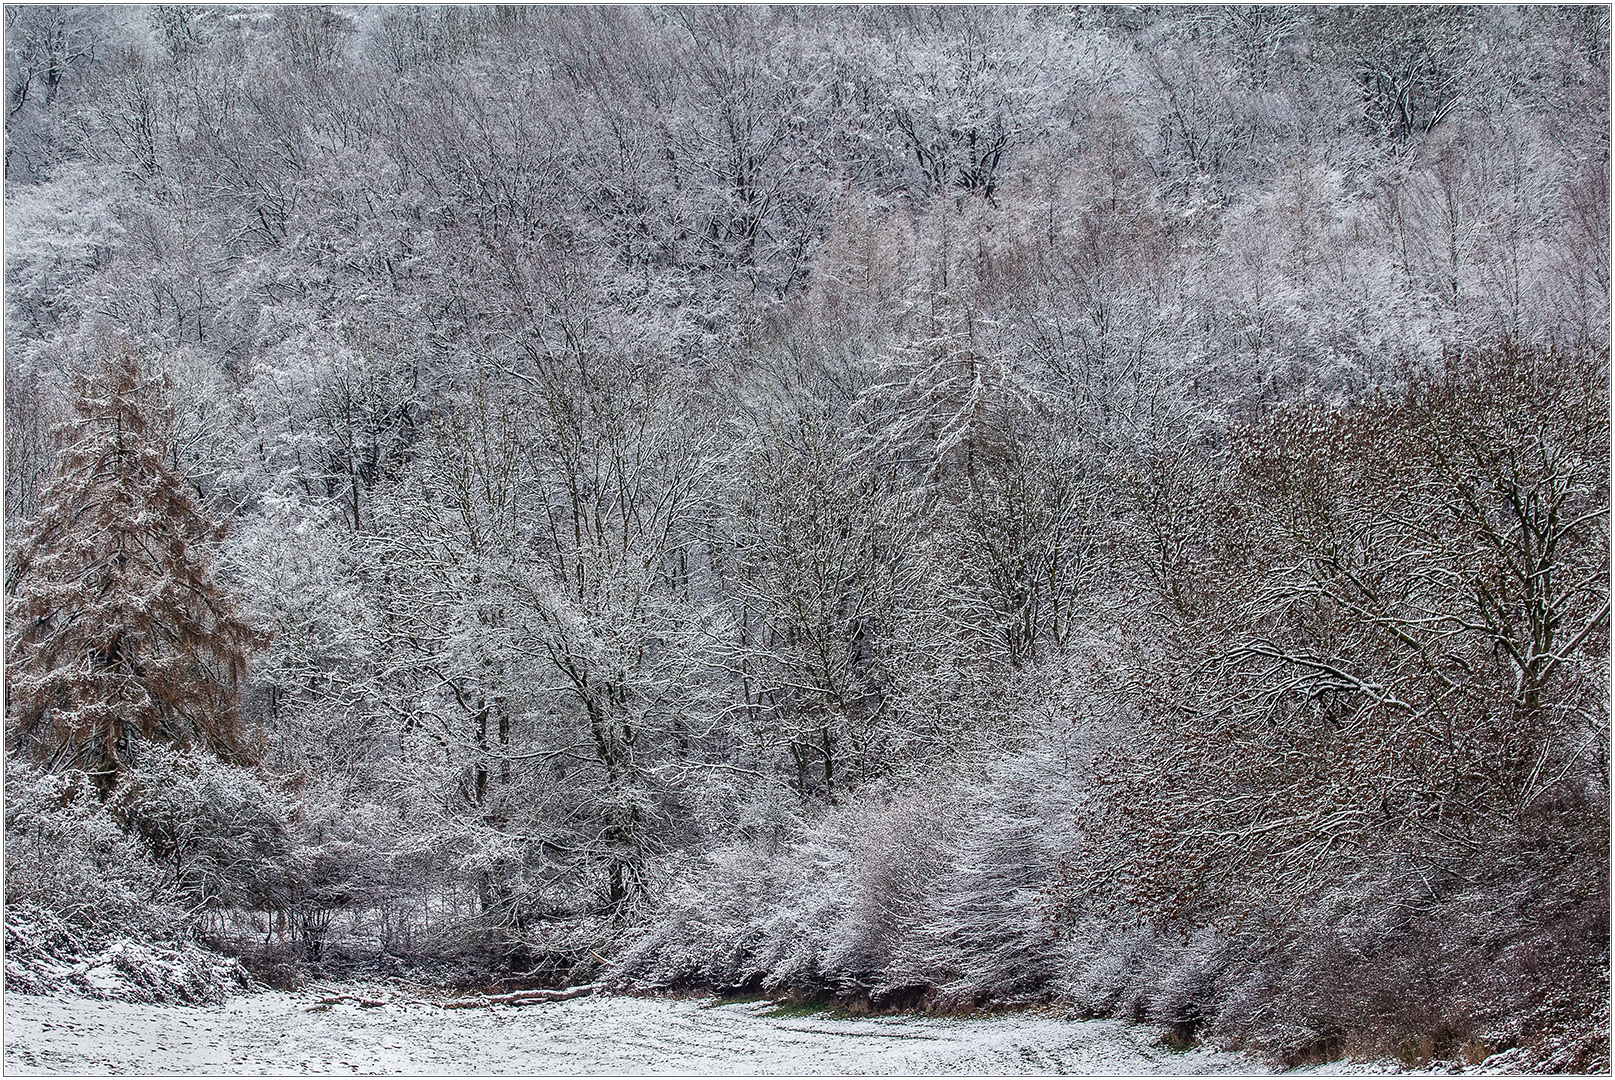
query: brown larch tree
[{"left": 5, "top": 345, "right": 257, "bottom": 788}]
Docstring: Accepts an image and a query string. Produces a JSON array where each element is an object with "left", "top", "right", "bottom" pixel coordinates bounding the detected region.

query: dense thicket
[{"left": 4, "top": 5, "right": 1607, "bottom": 1068}]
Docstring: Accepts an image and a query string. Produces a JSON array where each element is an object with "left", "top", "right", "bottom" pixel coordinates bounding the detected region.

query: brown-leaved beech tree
[
  {"left": 1074, "top": 341, "right": 1609, "bottom": 926},
  {"left": 6, "top": 344, "right": 259, "bottom": 790}
]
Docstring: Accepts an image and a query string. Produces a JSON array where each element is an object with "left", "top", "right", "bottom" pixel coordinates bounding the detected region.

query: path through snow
[{"left": 5, "top": 989, "right": 1275, "bottom": 1074}]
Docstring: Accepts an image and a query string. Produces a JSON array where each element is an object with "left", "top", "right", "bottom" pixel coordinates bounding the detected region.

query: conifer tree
[{"left": 6, "top": 345, "right": 257, "bottom": 787}]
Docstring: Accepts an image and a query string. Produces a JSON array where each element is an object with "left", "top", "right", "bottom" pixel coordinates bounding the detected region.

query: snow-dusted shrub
[
  {"left": 615, "top": 737, "right": 1086, "bottom": 1010},
  {"left": 1205, "top": 831, "right": 1611, "bottom": 1071},
  {"left": 894, "top": 741, "right": 1085, "bottom": 1008},
  {"left": 116, "top": 746, "right": 298, "bottom": 914},
  {"left": 1052, "top": 814, "right": 1610, "bottom": 1071},
  {"left": 5, "top": 907, "right": 252, "bottom": 1004},
  {"left": 1141, "top": 929, "right": 1230, "bottom": 1045},
  {"left": 609, "top": 818, "right": 854, "bottom": 995},
  {"left": 1057, "top": 919, "right": 1169, "bottom": 1021},
  {"left": 3, "top": 761, "right": 253, "bottom": 1003},
  {"left": 820, "top": 783, "right": 964, "bottom": 994},
  {"left": 4, "top": 763, "right": 179, "bottom": 939}
]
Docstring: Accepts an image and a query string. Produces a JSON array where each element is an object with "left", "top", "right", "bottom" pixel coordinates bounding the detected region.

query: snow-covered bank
[{"left": 4, "top": 990, "right": 1269, "bottom": 1075}]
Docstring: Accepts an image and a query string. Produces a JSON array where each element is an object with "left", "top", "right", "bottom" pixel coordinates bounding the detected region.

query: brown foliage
[
  {"left": 6, "top": 346, "right": 259, "bottom": 785},
  {"left": 1074, "top": 341, "right": 1610, "bottom": 925}
]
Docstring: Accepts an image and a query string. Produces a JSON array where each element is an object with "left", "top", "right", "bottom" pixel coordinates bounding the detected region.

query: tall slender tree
[{"left": 6, "top": 344, "right": 257, "bottom": 788}]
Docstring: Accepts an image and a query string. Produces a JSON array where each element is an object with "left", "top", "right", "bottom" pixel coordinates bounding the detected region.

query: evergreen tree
[{"left": 6, "top": 345, "right": 257, "bottom": 787}]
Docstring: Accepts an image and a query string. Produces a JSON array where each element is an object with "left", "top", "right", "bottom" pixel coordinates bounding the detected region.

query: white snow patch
[{"left": 5, "top": 989, "right": 1275, "bottom": 1075}]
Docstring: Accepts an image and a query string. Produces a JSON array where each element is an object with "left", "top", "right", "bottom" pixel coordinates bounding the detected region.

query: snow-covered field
[{"left": 4, "top": 989, "right": 1274, "bottom": 1075}]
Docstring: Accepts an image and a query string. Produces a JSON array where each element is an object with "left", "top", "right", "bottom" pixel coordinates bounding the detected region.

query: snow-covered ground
[{"left": 4, "top": 989, "right": 1274, "bottom": 1075}]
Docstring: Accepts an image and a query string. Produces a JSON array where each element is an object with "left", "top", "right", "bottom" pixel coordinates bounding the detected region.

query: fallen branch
[{"left": 440, "top": 985, "right": 595, "bottom": 1009}]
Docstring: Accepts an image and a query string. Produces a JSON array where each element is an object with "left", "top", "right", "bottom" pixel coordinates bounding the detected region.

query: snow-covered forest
[{"left": 3, "top": 4, "right": 1609, "bottom": 1072}]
